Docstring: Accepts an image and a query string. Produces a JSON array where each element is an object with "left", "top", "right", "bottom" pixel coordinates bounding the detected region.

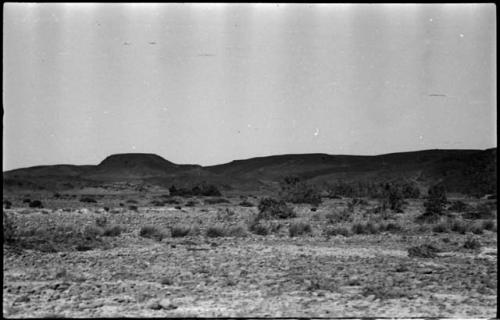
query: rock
[{"left": 159, "top": 298, "right": 178, "bottom": 310}]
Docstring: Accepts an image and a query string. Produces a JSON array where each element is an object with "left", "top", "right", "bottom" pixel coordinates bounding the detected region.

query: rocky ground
[{"left": 2, "top": 195, "right": 498, "bottom": 318}]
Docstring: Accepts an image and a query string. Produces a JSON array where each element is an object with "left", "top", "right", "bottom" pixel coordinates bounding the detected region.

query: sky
[{"left": 3, "top": 3, "right": 497, "bottom": 170}]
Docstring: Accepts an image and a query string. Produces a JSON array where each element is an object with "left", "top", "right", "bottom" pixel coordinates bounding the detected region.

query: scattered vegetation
[
  {"left": 408, "top": 243, "right": 440, "bottom": 258},
  {"left": 3, "top": 200, "right": 12, "bottom": 209},
  {"left": 28, "top": 200, "right": 43, "bottom": 208},
  {"left": 463, "top": 237, "right": 481, "bottom": 250},
  {"left": 227, "top": 225, "right": 248, "bottom": 237},
  {"left": 257, "top": 198, "right": 296, "bottom": 220},
  {"left": 170, "top": 225, "right": 192, "bottom": 238},
  {"left": 206, "top": 225, "right": 226, "bottom": 238},
  {"left": 323, "top": 226, "right": 351, "bottom": 237},
  {"left": 102, "top": 225, "right": 124, "bottom": 237},
  {"left": 351, "top": 222, "right": 379, "bottom": 235},
  {"left": 80, "top": 197, "right": 97, "bottom": 203},
  {"left": 280, "top": 176, "right": 322, "bottom": 206},
  {"left": 416, "top": 184, "right": 447, "bottom": 223},
  {"left": 169, "top": 183, "right": 222, "bottom": 197},
  {"left": 139, "top": 226, "right": 165, "bottom": 241},
  {"left": 204, "top": 198, "right": 231, "bottom": 205},
  {"left": 239, "top": 200, "right": 254, "bottom": 207},
  {"left": 289, "top": 222, "right": 312, "bottom": 237},
  {"left": 463, "top": 203, "right": 495, "bottom": 219}
]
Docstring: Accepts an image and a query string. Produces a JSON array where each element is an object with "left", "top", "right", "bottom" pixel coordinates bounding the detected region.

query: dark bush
[
  {"left": 227, "top": 225, "right": 248, "bottom": 237},
  {"left": 95, "top": 216, "right": 107, "bottom": 227},
  {"left": 463, "top": 237, "right": 481, "bottom": 250},
  {"left": 379, "top": 222, "right": 403, "bottom": 233},
  {"left": 150, "top": 200, "right": 165, "bottom": 207},
  {"left": 416, "top": 184, "right": 447, "bottom": 223},
  {"left": 323, "top": 226, "right": 351, "bottom": 237},
  {"left": 351, "top": 222, "right": 379, "bottom": 234},
  {"left": 239, "top": 200, "right": 254, "bottom": 207},
  {"left": 248, "top": 218, "right": 269, "bottom": 236},
  {"left": 169, "top": 183, "right": 222, "bottom": 197},
  {"left": 29, "top": 200, "right": 43, "bottom": 208},
  {"left": 80, "top": 197, "right": 97, "bottom": 203},
  {"left": 164, "top": 198, "right": 181, "bottom": 205},
  {"left": 482, "top": 219, "right": 496, "bottom": 231},
  {"left": 126, "top": 199, "right": 138, "bottom": 204},
  {"left": 185, "top": 200, "right": 198, "bottom": 207},
  {"left": 463, "top": 203, "right": 495, "bottom": 219},
  {"left": 128, "top": 205, "right": 138, "bottom": 211},
  {"left": 103, "top": 225, "right": 123, "bottom": 237},
  {"left": 432, "top": 222, "right": 450, "bottom": 233},
  {"left": 325, "top": 210, "right": 351, "bottom": 224},
  {"left": 408, "top": 244, "right": 440, "bottom": 258},
  {"left": 206, "top": 225, "right": 225, "bottom": 238},
  {"left": 170, "top": 225, "right": 191, "bottom": 238},
  {"left": 204, "top": 198, "right": 231, "bottom": 205},
  {"left": 280, "top": 176, "right": 322, "bottom": 206},
  {"left": 448, "top": 200, "right": 468, "bottom": 212},
  {"left": 450, "top": 219, "right": 468, "bottom": 234},
  {"left": 257, "top": 198, "right": 296, "bottom": 220},
  {"left": 139, "top": 226, "right": 165, "bottom": 241},
  {"left": 289, "top": 222, "right": 312, "bottom": 237},
  {"left": 3, "top": 212, "right": 16, "bottom": 243},
  {"left": 3, "top": 200, "right": 12, "bottom": 209},
  {"left": 23, "top": 198, "right": 31, "bottom": 203}
]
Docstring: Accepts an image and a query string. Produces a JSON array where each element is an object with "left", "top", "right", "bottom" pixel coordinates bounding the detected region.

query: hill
[{"left": 3, "top": 148, "right": 496, "bottom": 196}]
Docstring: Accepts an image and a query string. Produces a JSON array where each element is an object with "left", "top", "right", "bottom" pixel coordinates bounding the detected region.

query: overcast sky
[{"left": 3, "top": 3, "right": 496, "bottom": 170}]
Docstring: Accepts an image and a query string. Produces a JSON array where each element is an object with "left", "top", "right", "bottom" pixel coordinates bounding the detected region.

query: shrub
[
  {"left": 280, "top": 177, "right": 322, "bottom": 206},
  {"left": 323, "top": 226, "right": 351, "bottom": 237},
  {"left": 95, "top": 216, "right": 107, "bottom": 228},
  {"left": 362, "top": 285, "right": 412, "bottom": 300},
  {"left": 204, "top": 198, "right": 230, "bottom": 205},
  {"left": 227, "top": 225, "right": 248, "bottom": 237},
  {"left": 29, "top": 200, "right": 43, "bottom": 208},
  {"left": 289, "top": 222, "right": 312, "bottom": 237},
  {"left": 448, "top": 200, "right": 468, "bottom": 212},
  {"left": 169, "top": 183, "right": 222, "bottom": 197},
  {"left": 164, "top": 198, "right": 181, "bottom": 205},
  {"left": 257, "top": 198, "right": 296, "bottom": 220},
  {"left": 170, "top": 225, "right": 191, "bottom": 238},
  {"left": 239, "top": 200, "right": 254, "bottom": 207},
  {"left": 432, "top": 221, "right": 450, "bottom": 233},
  {"left": 463, "top": 237, "right": 481, "bottom": 250},
  {"left": 463, "top": 203, "right": 495, "bottom": 219},
  {"left": 248, "top": 218, "right": 269, "bottom": 236},
  {"left": 150, "top": 200, "right": 165, "bottom": 207},
  {"left": 185, "top": 200, "right": 198, "bottom": 207},
  {"left": 128, "top": 205, "right": 138, "bottom": 211},
  {"left": 80, "top": 197, "right": 97, "bottom": 203},
  {"left": 325, "top": 210, "right": 351, "bottom": 224},
  {"left": 351, "top": 222, "right": 379, "bottom": 234},
  {"left": 83, "top": 225, "right": 104, "bottom": 239},
  {"left": 3, "top": 212, "right": 16, "bottom": 243},
  {"left": 103, "top": 225, "right": 123, "bottom": 237},
  {"left": 139, "top": 226, "right": 165, "bottom": 241},
  {"left": 206, "top": 225, "right": 226, "bottom": 238},
  {"left": 379, "top": 222, "right": 403, "bottom": 233},
  {"left": 450, "top": 219, "right": 468, "bottom": 234},
  {"left": 126, "top": 199, "right": 138, "bottom": 204},
  {"left": 23, "top": 198, "right": 31, "bottom": 203},
  {"left": 481, "top": 219, "right": 497, "bottom": 231},
  {"left": 408, "top": 244, "right": 440, "bottom": 258},
  {"left": 470, "top": 223, "right": 484, "bottom": 235},
  {"left": 3, "top": 200, "right": 12, "bottom": 209},
  {"left": 420, "top": 184, "right": 447, "bottom": 221}
]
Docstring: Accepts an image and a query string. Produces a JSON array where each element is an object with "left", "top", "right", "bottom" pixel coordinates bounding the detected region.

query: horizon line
[{"left": 3, "top": 146, "right": 496, "bottom": 173}]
